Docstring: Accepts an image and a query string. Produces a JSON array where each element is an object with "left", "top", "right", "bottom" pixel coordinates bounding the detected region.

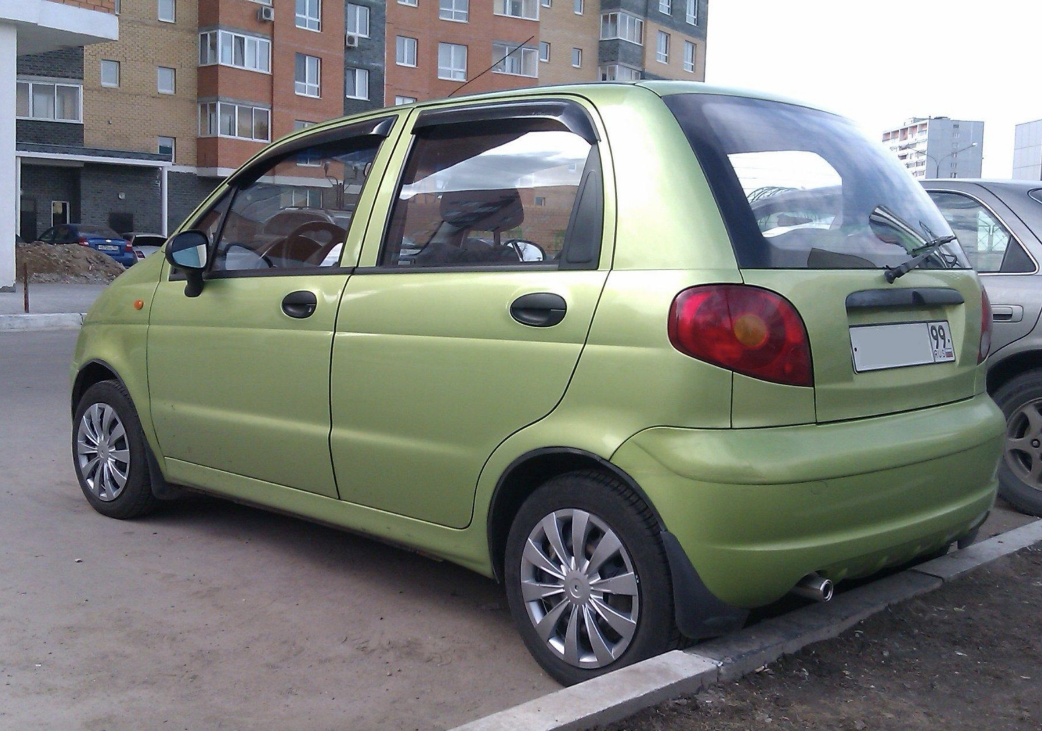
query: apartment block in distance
[
  {"left": 15, "top": 0, "right": 709, "bottom": 245},
  {"left": 1013, "top": 119, "right": 1042, "bottom": 181},
  {"left": 883, "top": 116, "right": 985, "bottom": 180}
]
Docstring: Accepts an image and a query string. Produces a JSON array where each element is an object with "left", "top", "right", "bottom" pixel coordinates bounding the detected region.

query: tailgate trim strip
[{"left": 846, "top": 288, "right": 965, "bottom": 311}]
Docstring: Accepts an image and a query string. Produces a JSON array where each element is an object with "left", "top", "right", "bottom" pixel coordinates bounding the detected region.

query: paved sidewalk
[{"left": 0, "top": 283, "right": 108, "bottom": 330}]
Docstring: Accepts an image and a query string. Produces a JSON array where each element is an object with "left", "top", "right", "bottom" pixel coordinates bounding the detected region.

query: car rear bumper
[{"left": 611, "top": 393, "right": 1004, "bottom": 608}]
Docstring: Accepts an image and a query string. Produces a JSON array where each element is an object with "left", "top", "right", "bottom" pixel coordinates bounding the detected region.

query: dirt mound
[{"left": 16, "top": 242, "right": 126, "bottom": 284}]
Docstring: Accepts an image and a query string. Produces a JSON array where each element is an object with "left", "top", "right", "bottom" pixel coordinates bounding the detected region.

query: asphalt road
[{"left": 0, "top": 329, "right": 558, "bottom": 731}]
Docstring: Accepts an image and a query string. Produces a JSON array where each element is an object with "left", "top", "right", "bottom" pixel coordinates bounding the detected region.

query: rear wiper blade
[{"left": 884, "top": 235, "right": 957, "bottom": 284}]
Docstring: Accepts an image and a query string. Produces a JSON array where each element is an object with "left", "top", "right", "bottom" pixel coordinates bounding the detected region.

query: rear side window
[
  {"left": 927, "top": 191, "right": 1035, "bottom": 274},
  {"left": 665, "top": 94, "right": 968, "bottom": 271},
  {"left": 381, "top": 116, "right": 599, "bottom": 268}
]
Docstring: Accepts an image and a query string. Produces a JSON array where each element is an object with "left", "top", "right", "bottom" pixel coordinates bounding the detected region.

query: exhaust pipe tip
[{"left": 790, "top": 573, "right": 834, "bottom": 603}]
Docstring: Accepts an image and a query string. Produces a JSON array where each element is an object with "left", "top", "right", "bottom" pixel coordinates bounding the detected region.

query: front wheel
[
  {"left": 72, "top": 380, "right": 158, "bottom": 519},
  {"left": 504, "top": 471, "right": 679, "bottom": 686}
]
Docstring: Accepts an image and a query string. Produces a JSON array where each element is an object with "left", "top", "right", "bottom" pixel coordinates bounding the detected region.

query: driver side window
[{"left": 211, "top": 137, "right": 382, "bottom": 272}]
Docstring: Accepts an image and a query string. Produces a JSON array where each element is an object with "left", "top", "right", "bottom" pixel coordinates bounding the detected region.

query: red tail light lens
[
  {"left": 669, "top": 285, "right": 813, "bottom": 387},
  {"left": 124, "top": 241, "right": 133, "bottom": 252},
  {"left": 979, "top": 287, "right": 992, "bottom": 364},
  {"left": 77, "top": 237, "right": 89, "bottom": 246}
]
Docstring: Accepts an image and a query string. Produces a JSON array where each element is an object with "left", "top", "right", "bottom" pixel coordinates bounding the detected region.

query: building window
[
  {"left": 346, "top": 4, "right": 369, "bottom": 37},
  {"left": 158, "top": 0, "right": 175, "bottom": 23},
  {"left": 395, "top": 95, "right": 417, "bottom": 105},
  {"left": 539, "top": 41, "right": 550, "bottom": 62},
  {"left": 345, "top": 67, "right": 369, "bottom": 99},
  {"left": 683, "top": 40, "right": 695, "bottom": 72},
  {"left": 571, "top": 47, "right": 582, "bottom": 67},
  {"left": 114, "top": 0, "right": 121, "bottom": 14},
  {"left": 599, "top": 64, "right": 640, "bottom": 81},
  {"left": 198, "top": 101, "right": 270, "bottom": 141},
  {"left": 685, "top": 0, "right": 697, "bottom": 24},
  {"left": 541, "top": 0, "right": 551, "bottom": 6},
  {"left": 493, "top": 42, "right": 537, "bottom": 77},
  {"left": 438, "top": 42, "right": 467, "bottom": 81},
  {"left": 656, "top": 31, "right": 669, "bottom": 63},
  {"left": 494, "top": 0, "right": 538, "bottom": 20},
  {"left": 659, "top": 0, "right": 671, "bottom": 13},
  {"left": 158, "top": 136, "right": 175, "bottom": 160},
  {"left": 199, "top": 31, "right": 271, "bottom": 74},
  {"left": 295, "top": 0, "right": 321, "bottom": 31},
  {"left": 399, "top": 0, "right": 417, "bottom": 5},
  {"left": 100, "top": 60, "right": 120, "bottom": 87},
  {"left": 574, "top": 0, "right": 583, "bottom": 14},
  {"left": 439, "top": 0, "right": 469, "bottom": 22},
  {"left": 157, "top": 66, "right": 176, "bottom": 94},
  {"left": 600, "top": 12, "right": 643, "bottom": 45},
  {"left": 16, "top": 81, "right": 82, "bottom": 122},
  {"left": 295, "top": 54, "right": 321, "bottom": 96},
  {"left": 293, "top": 121, "right": 320, "bottom": 166},
  {"left": 396, "top": 36, "right": 418, "bottom": 67}
]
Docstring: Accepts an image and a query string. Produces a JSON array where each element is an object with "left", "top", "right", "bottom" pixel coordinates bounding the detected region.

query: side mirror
[{"left": 165, "top": 231, "right": 210, "bottom": 298}]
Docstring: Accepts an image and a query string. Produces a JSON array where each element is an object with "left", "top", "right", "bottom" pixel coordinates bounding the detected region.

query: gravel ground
[
  {"left": 601, "top": 545, "right": 1042, "bottom": 731},
  {"left": 16, "top": 242, "right": 124, "bottom": 283}
]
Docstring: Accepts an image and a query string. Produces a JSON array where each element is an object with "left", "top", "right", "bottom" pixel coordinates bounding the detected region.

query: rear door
[{"left": 328, "top": 99, "right": 610, "bottom": 528}]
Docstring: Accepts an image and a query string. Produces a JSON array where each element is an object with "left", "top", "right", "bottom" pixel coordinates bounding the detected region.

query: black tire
[
  {"left": 72, "top": 380, "right": 158, "bottom": 519},
  {"left": 504, "top": 470, "right": 680, "bottom": 686},
  {"left": 994, "top": 369, "right": 1042, "bottom": 517}
]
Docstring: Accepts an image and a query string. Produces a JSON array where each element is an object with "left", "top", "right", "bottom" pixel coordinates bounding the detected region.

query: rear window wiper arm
[{"left": 884, "top": 235, "right": 957, "bottom": 284}]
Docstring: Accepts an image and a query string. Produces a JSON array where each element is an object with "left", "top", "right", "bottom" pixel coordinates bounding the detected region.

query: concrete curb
[
  {"left": 450, "top": 519, "right": 1042, "bottom": 731},
  {"left": 0, "top": 313, "right": 85, "bottom": 331}
]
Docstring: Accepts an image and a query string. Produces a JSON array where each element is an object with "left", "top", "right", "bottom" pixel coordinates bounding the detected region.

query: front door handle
[
  {"left": 510, "top": 293, "right": 567, "bottom": 327},
  {"left": 282, "top": 290, "right": 317, "bottom": 319}
]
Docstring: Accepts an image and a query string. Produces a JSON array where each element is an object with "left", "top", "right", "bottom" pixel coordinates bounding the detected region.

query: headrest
[{"left": 439, "top": 188, "right": 524, "bottom": 232}]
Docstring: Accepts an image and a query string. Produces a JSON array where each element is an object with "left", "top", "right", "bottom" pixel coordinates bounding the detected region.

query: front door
[{"left": 148, "top": 127, "right": 393, "bottom": 498}]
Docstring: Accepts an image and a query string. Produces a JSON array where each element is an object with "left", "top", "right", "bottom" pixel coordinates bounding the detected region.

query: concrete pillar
[{"left": 0, "top": 23, "right": 16, "bottom": 292}]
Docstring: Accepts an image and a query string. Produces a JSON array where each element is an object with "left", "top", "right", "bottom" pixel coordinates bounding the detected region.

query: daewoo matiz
[{"left": 71, "top": 82, "right": 1004, "bottom": 685}]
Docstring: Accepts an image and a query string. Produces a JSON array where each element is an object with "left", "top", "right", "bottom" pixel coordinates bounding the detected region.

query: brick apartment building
[{"left": 12, "top": 0, "right": 708, "bottom": 256}]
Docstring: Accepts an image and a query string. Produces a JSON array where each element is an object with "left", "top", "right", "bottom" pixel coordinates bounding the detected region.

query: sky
[{"left": 704, "top": 1, "right": 1037, "bottom": 178}]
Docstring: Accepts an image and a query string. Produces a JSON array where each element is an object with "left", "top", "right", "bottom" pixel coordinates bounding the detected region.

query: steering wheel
[{"left": 283, "top": 221, "right": 347, "bottom": 265}]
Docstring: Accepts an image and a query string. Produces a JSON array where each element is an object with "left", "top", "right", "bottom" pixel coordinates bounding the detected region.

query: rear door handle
[
  {"left": 282, "top": 290, "right": 318, "bottom": 319},
  {"left": 992, "top": 304, "right": 1024, "bottom": 323},
  {"left": 510, "top": 293, "right": 567, "bottom": 327}
]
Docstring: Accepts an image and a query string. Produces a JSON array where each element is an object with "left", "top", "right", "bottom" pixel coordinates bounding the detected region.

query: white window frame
[
  {"left": 659, "top": 0, "right": 671, "bottom": 13},
  {"left": 295, "top": 54, "right": 321, "bottom": 97},
  {"left": 100, "top": 60, "right": 120, "bottom": 88},
  {"left": 439, "top": 0, "right": 469, "bottom": 22},
  {"left": 571, "top": 47, "right": 582, "bottom": 68},
  {"left": 157, "top": 66, "right": 176, "bottom": 94},
  {"left": 541, "top": 0, "right": 551, "bottom": 6},
  {"left": 158, "top": 136, "right": 175, "bottom": 160},
  {"left": 346, "top": 3, "right": 370, "bottom": 37},
  {"left": 438, "top": 42, "right": 467, "bottom": 81},
  {"left": 199, "top": 30, "right": 271, "bottom": 74},
  {"left": 686, "top": 0, "right": 697, "bottom": 24},
  {"left": 198, "top": 101, "right": 270, "bottom": 142},
  {"left": 395, "top": 95, "right": 417, "bottom": 105},
  {"left": 599, "top": 63, "right": 640, "bottom": 81},
  {"left": 158, "top": 0, "right": 175, "bottom": 23},
  {"left": 683, "top": 40, "right": 695, "bottom": 72},
  {"left": 345, "top": 67, "right": 369, "bottom": 100},
  {"left": 600, "top": 11, "right": 643, "bottom": 45},
  {"left": 574, "top": 0, "right": 583, "bottom": 14},
  {"left": 396, "top": 36, "right": 418, "bottom": 67},
  {"left": 494, "top": 0, "right": 538, "bottom": 21},
  {"left": 656, "top": 30, "right": 669, "bottom": 63},
  {"left": 539, "top": 41, "right": 550, "bottom": 62},
  {"left": 399, "top": 0, "right": 417, "bottom": 5},
  {"left": 16, "top": 80, "right": 83, "bottom": 123},
  {"left": 493, "top": 42, "right": 538, "bottom": 77},
  {"left": 295, "top": 0, "right": 321, "bottom": 31}
]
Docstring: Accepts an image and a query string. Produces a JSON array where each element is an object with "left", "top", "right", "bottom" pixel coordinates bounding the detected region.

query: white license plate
[
  {"left": 850, "top": 321, "right": 955, "bottom": 373},
  {"left": 97, "top": 245, "right": 119, "bottom": 252}
]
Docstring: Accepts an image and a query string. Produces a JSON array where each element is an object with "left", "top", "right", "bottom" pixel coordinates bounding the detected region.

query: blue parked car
[{"left": 35, "top": 224, "right": 136, "bottom": 268}]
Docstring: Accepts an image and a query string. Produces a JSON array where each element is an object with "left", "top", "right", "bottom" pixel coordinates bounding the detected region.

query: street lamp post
[{"left": 918, "top": 142, "right": 979, "bottom": 179}]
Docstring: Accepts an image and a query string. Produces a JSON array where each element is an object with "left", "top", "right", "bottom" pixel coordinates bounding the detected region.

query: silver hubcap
[
  {"left": 76, "top": 403, "right": 130, "bottom": 502},
  {"left": 519, "top": 509, "right": 639, "bottom": 669}
]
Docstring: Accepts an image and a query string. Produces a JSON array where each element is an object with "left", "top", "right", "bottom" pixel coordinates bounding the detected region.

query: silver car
[{"left": 924, "top": 179, "right": 1042, "bottom": 515}]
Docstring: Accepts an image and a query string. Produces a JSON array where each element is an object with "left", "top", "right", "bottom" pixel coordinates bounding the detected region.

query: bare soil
[
  {"left": 603, "top": 546, "right": 1042, "bottom": 731},
  {"left": 15, "top": 242, "right": 125, "bottom": 283}
]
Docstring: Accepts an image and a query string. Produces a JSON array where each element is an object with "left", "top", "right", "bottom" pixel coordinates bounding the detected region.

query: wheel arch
[
  {"left": 987, "top": 348, "right": 1042, "bottom": 394},
  {"left": 72, "top": 360, "right": 124, "bottom": 417},
  {"left": 485, "top": 447, "right": 666, "bottom": 583}
]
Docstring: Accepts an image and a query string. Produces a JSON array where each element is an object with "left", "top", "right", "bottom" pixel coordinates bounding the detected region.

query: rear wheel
[
  {"left": 504, "top": 471, "right": 679, "bottom": 686},
  {"left": 73, "top": 381, "right": 158, "bottom": 519},
  {"left": 994, "top": 370, "right": 1042, "bottom": 517}
]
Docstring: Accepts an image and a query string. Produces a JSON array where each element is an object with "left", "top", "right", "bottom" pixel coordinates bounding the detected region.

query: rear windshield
[
  {"left": 78, "top": 226, "right": 122, "bottom": 239},
  {"left": 664, "top": 94, "right": 969, "bottom": 271}
]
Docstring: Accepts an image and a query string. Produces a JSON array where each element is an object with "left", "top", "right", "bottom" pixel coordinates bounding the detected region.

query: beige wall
[
  {"left": 538, "top": 0, "right": 598, "bottom": 85},
  {"left": 84, "top": 0, "right": 199, "bottom": 164},
  {"left": 642, "top": 19, "right": 705, "bottom": 81},
  {"left": 55, "top": 0, "right": 116, "bottom": 12}
]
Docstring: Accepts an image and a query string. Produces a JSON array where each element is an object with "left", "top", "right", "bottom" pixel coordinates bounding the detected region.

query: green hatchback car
[{"left": 71, "top": 81, "right": 1004, "bottom": 686}]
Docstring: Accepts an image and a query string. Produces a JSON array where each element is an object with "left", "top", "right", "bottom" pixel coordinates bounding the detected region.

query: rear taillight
[
  {"left": 669, "top": 285, "right": 813, "bottom": 387},
  {"left": 124, "top": 241, "right": 133, "bottom": 252},
  {"left": 979, "top": 287, "right": 992, "bottom": 363},
  {"left": 77, "top": 237, "right": 89, "bottom": 246}
]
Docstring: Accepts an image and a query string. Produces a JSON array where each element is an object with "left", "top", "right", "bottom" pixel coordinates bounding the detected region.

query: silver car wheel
[
  {"left": 76, "top": 403, "right": 131, "bottom": 502},
  {"left": 519, "top": 508, "right": 640, "bottom": 670}
]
